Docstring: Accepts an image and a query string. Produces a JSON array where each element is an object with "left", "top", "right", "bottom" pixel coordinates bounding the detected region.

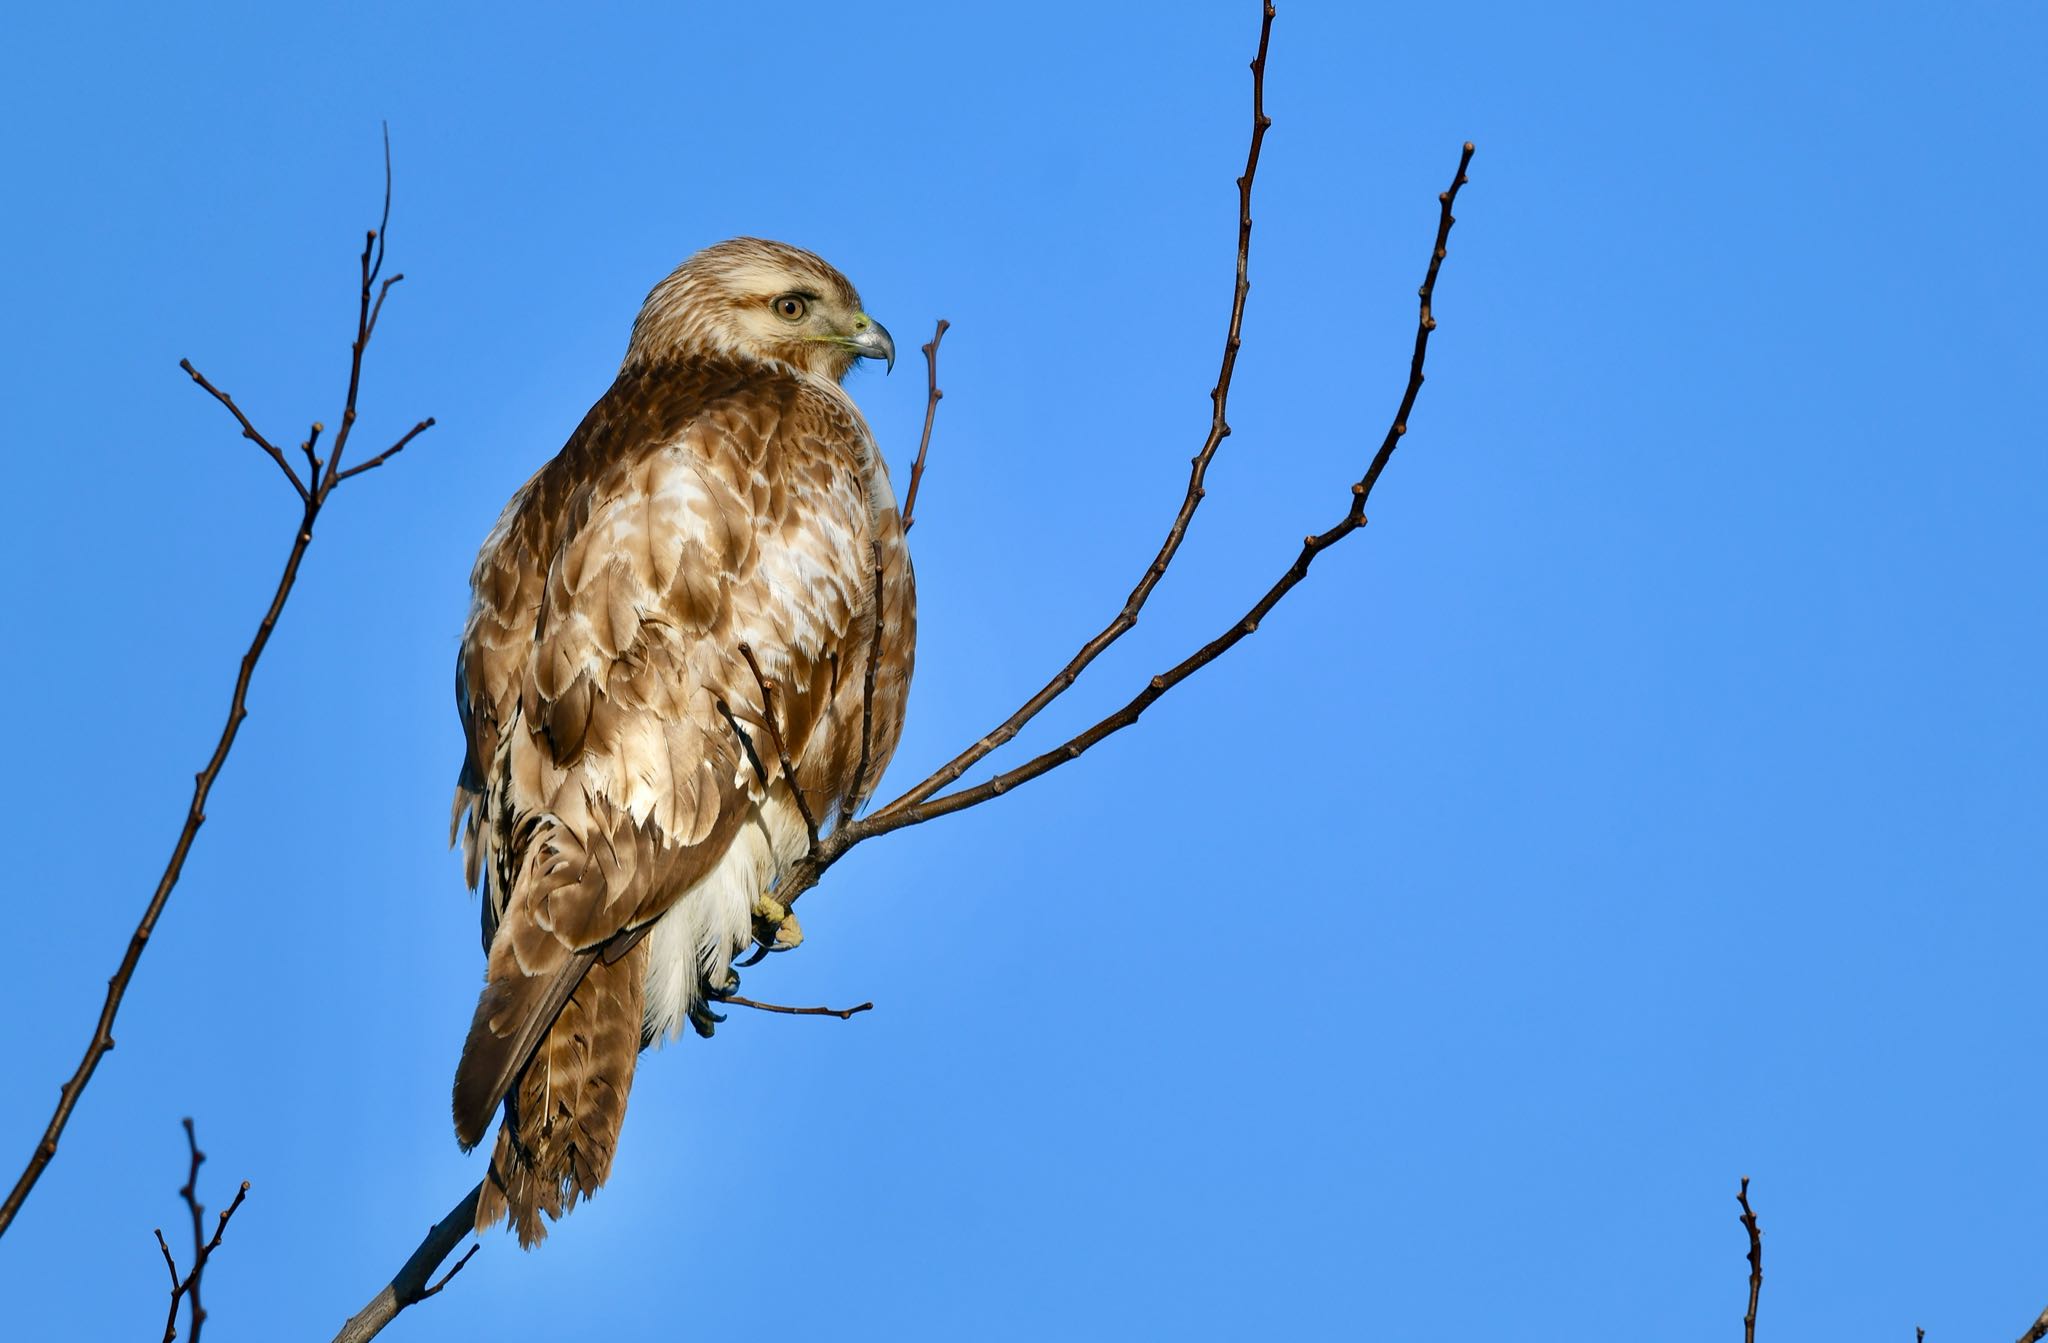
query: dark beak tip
[{"left": 853, "top": 317, "right": 895, "bottom": 373}]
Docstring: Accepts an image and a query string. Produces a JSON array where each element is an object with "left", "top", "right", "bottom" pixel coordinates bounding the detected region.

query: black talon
[{"left": 688, "top": 1002, "right": 727, "bottom": 1038}]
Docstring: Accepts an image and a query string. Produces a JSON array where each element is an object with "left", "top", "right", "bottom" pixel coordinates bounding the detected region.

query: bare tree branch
[
  {"left": 899, "top": 318, "right": 949, "bottom": 532},
  {"left": 334, "top": 416, "right": 434, "bottom": 483},
  {"left": 874, "top": 1, "right": 1279, "bottom": 820},
  {"left": 331, "top": 1183, "right": 483, "bottom": 1343},
  {"left": 1738, "top": 1176, "right": 1763, "bottom": 1343},
  {"left": 725, "top": 994, "right": 874, "bottom": 1020},
  {"left": 752, "top": 136, "right": 1475, "bottom": 933},
  {"left": 2018, "top": 1303, "right": 2048, "bottom": 1343},
  {"left": 355, "top": 6, "right": 1469, "bottom": 1336},
  {"left": 177, "top": 364, "right": 309, "bottom": 502},
  {"left": 856, "top": 139, "right": 1475, "bottom": 835},
  {"left": 0, "top": 143, "right": 433, "bottom": 1242},
  {"left": 152, "top": 1120, "right": 250, "bottom": 1343}
]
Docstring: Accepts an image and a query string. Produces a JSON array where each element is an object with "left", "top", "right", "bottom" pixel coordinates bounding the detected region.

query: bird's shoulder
[{"left": 471, "top": 356, "right": 868, "bottom": 601}]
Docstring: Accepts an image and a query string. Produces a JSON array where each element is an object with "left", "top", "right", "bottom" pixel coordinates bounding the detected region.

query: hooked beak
[{"left": 848, "top": 313, "right": 895, "bottom": 373}]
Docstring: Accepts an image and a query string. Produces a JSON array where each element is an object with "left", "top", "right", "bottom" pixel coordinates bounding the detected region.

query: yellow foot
[{"left": 750, "top": 894, "right": 804, "bottom": 953}]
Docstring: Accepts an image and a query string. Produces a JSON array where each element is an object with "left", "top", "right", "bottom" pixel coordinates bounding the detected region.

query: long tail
[{"left": 466, "top": 939, "right": 649, "bottom": 1247}]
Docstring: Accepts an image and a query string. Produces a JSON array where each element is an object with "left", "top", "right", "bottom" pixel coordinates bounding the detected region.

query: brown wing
[{"left": 449, "top": 358, "right": 890, "bottom": 1243}]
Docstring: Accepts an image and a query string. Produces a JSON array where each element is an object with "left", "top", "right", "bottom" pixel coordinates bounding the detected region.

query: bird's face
[{"left": 628, "top": 238, "right": 894, "bottom": 382}]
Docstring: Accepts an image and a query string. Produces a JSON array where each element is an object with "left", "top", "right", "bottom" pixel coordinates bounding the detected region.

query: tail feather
[
  {"left": 452, "top": 948, "right": 600, "bottom": 1151},
  {"left": 470, "top": 940, "right": 649, "bottom": 1246}
]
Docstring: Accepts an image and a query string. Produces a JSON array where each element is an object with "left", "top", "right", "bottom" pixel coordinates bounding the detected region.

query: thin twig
[
  {"left": 180, "top": 1119, "right": 209, "bottom": 1343},
  {"left": 414, "top": 1244, "right": 480, "bottom": 1301},
  {"left": 364, "top": 274, "right": 402, "bottom": 347},
  {"left": 0, "top": 138, "right": 433, "bottom": 1243},
  {"left": 330, "top": 1183, "right": 483, "bottom": 1343},
  {"left": 739, "top": 643, "right": 819, "bottom": 848},
  {"left": 853, "top": 140, "right": 1475, "bottom": 840},
  {"left": 734, "top": 18, "right": 1474, "bottom": 943},
  {"left": 724, "top": 994, "right": 874, "bottom": 1020},
  {"left": 321, "top": 126, "right": 395, "bottom": 491},
  {"left": 153, "top": 1230, "right": 180, "bottom": 1343},
  {"left": 900, "top": 318, "right": 949, "bottom": 532},
  {"left": 300, "top": 422, "right": 325, "bottom": 488},
  {"left": 178, "top": 361, "right": 308, "bottom": 501},
  {"left": 1738, "top": 1176, "right": 1763, "bottom": 1343},
  {"left": 334, "top": 416, "right": 436, "bottom": 482},
  {"left": 2018, "top": 1303, "right": 2048, "bottom": 1343},
  {"left": 152, "top": 1120, "right": 250, "bottom": 1343},
  {"left": 350, "top": 12, "right": 1473, "bottom": 1338},
  {"left": 871, "top": 0, "right": 1276, "bottom": 824}
]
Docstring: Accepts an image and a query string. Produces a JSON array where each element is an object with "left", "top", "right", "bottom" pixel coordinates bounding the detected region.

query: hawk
[{"left": 449, "top": 238, "right": 915, "bottom": 1245}]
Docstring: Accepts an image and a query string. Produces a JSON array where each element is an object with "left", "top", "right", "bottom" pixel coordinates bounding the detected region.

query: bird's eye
[{"left": 772, "top": 294, "right": 808, "bottom": 322}]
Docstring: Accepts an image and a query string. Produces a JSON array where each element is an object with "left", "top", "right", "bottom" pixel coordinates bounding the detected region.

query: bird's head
[{"left": 625, "top": 237, "right": 894, "bottom": 382}]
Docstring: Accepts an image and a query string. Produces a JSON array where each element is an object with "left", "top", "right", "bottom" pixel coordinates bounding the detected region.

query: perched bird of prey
[{"left": 449, "top": 238, "right": 915, "bottom": 1245}]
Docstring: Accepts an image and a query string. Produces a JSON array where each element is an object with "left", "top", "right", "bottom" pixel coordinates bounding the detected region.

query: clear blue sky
[{"left": 1, "top": 1, "right": 2042, "bottom": 1338}]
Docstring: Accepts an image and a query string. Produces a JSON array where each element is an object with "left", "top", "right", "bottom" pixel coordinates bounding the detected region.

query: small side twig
[
  {"left": 725, "top": 994, "right": 874, "bottom": 1020},
  {"left": 330, "top": 1182, "right": 483, "bottom": 1343},
  {"left": 152, "top": 1119, "right": 250, "bottom": 1343},
  {"left": 1738, "top": 1176, "right": 1763, "bottom": 1343},
  {"left": 178, "top": 363, "right": 308, "bottom": 502},
  {"left": 334, "top": 417, "right": 434, "bottom": 483},
  {"left": 413, "top": 1244, "right": 480, "bottom": 1302},
  {"left": 899, "top": 318, "right": 949, "bottom": 532}
]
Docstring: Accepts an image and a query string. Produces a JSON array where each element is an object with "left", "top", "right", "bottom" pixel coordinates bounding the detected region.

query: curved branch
[
  {"left": 745, "top": 34, "right": 1475, "bottom": 963},
  {"left": 869, "top": 0, "right": 1278, "bottom": 824},
  {"left": 870, "top": 140, "right": 1474, "bottom": 832}
]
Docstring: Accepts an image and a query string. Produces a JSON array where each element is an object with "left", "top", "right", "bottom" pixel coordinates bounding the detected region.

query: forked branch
[
  {"left": 0, "top": 138, "right": 434, "bottom": 1242},
  {"left": 742, "top": 13, "right": 1473, "bottom": 928},
  {"left": 858, "top": 139, "right": 1474, "bottom": 837},
  {"left": 153, "top": 1120, "right": 250, "bottom": 1343},
  {"left": 358, "top": 4, "right": 1472, "bottom": 1337},
  {"left": 331, "top": 1184, "right": 485, "bottom": 1343},
  {"left": 873, "top": 2, "right": 1279, "bottom": 820}
]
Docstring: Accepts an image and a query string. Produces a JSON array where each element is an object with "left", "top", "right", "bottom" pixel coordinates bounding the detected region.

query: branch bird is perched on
[{"left": 450, "top": 238, "right": 915, "bottom": 1245}]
